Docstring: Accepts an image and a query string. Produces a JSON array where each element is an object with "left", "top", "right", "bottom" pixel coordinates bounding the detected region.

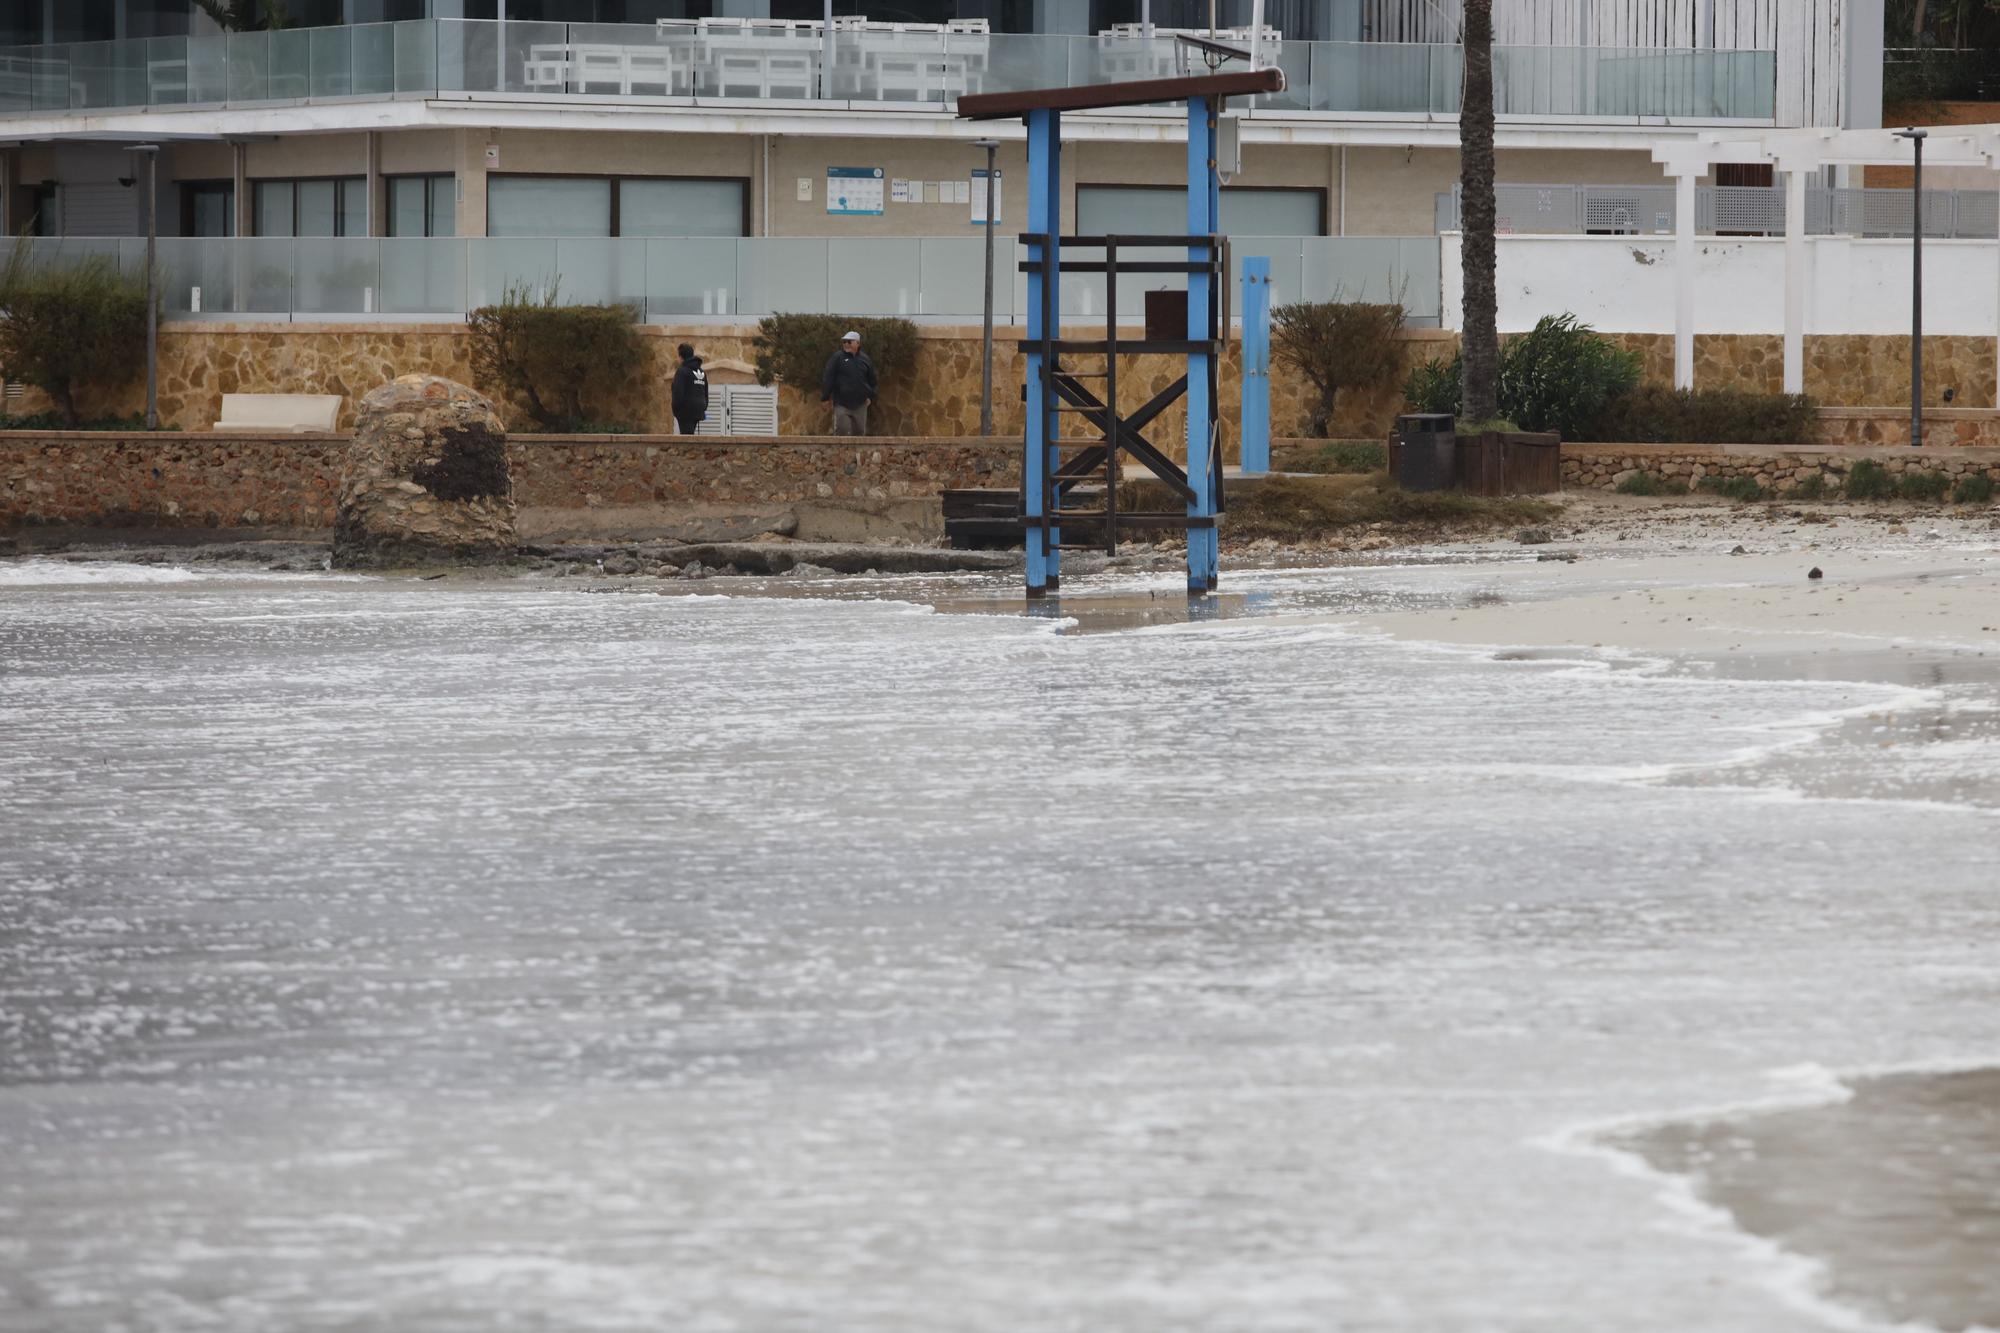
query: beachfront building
[{"left": 0, "top": 1, "right": 1883, "bottom": 322}]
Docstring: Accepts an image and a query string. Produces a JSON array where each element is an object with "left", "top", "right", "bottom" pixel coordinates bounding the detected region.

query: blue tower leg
[
  {"left": 1185, "top": 95, "right": 1221, "bottom": 594},
  {"left": 1023, "top": 106, "right": 1062, "bottom": 598},
  {"left": 1241, "top": 256, "right": 1272, "bottom": 475}
]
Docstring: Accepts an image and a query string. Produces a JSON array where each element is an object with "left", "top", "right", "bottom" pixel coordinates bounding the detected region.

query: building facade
[{"left": 0, "top": 0, "right": 1883, "bottom": 320}]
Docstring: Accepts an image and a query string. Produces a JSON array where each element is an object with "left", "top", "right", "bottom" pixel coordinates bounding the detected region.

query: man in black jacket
[
  {"left": 670, "top": 343, "right": 708, "bottom": 435},
  {"left": 820, "top": 331, "right": 877, "bottom": 436}
]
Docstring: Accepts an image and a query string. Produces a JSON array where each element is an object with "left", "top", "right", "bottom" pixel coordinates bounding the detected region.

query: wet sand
[{"left": 1618, "top": 1069, "right": 2000, "bottom": 1333}]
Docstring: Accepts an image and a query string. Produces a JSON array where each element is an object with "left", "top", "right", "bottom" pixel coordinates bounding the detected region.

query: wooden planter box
[{"left": 1455, "top": 430, "right": 1562, "bottom": 495}]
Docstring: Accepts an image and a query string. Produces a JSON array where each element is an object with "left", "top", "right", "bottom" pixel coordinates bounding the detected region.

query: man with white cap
[{"left": 820, "top": 329, "right": 878, "bottom": 436}]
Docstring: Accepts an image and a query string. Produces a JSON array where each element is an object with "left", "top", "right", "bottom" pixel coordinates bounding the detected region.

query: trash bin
[{"left": 1394, "top": 413, "right": 1456, "bottom": 492}]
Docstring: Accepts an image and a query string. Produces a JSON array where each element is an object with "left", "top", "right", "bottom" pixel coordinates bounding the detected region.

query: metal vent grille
[{"left": 721, "top": 385, "right": 778, "bottom": 437}]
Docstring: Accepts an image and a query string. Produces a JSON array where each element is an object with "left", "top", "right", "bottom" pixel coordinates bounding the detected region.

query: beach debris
[
  {"left": 682, "top": 560, "right": 706, "bottom": 580},
  {"left": 1514, "top": 527, "right": 1553, "bottom": 545},
  {"left": 1536, "top": 551, "right": 1577, "bottom": 563},
  {"left": 1808, "top": 567, "right": 1824, "bottom": 580},
  {"left": 1730, "top": 544, "right": 1747, "bottom": 555}
]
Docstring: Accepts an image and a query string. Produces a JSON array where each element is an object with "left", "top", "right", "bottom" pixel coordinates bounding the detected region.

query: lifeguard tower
[{"left": 959, "top": 57, "right": 1285, "bottom": 598}]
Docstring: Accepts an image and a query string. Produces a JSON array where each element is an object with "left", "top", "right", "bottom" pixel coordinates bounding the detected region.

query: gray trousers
[{"left": 831, "top": 403, "right": 869, "bottom": 436}]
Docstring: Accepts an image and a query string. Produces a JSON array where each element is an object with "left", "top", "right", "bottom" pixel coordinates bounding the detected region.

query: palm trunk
[{"left": 1460, "top": 0, "right": 1499, "bottom": 425}]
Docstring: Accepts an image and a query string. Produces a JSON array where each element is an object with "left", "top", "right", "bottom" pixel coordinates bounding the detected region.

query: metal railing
[
  {"left": 1436, "top": 183, "right": 1995, "bottom": 238},
  {"left": 0, "top": 233, "right": 1442, "bottom": 325},
  {"left": 0, "top": 19, "right": 1776, "bottom": 121}
]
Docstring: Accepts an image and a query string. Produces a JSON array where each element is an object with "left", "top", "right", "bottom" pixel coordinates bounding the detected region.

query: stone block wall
[
  {"left": 1562, "top": 443, "right": 2000, "bottom": 494},
  {"left": 17, "top": 320, "right": 2000, "bottom": 447},
  {"left": 0, "top": 432, "right": 1019, "bottom": 533}
]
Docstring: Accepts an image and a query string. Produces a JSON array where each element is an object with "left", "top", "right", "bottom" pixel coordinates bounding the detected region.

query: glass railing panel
[
  {"left": 917, "top": 236, "right": 1011, "bottom": 319},
  {"left": 697, "top": 25, "right": 823, "bottom": 100},
  {"left": 468, "top": 237, "right": 559, "bottom": 310},
  {"left": 643, "top": 236, "right": 740, "bottom": 318},
  {"left": 0, "top": 45, "right": 33, "bottom": 114},
  {"left": 187, "top": 32, "right": 229, "bottom": 103},
  {"left": 979, "top": 32, "right": 1071, "bottom": 100},
  {"left": 1256, "top": 39, "right": 1313, "bottom": 112},
  {"left": 270, "top": 27, "right": 310, "bottom": 99},
  {"left": 547, "top": 237, "right": 647, "bottom": 310},
  {"left": 393, "top": 19, "right": 438, "bottom": 95},
  {"left": 155, "top": 238, "right": 243, "bottom": 318},
  {"left": 295, "top": 237, "right": 380, "bottom": 314},
  {"left": 227, "top": 30, "right": 268, "bottom": 103},
  {"left": 826, "top": 237, "right": 924, "bottom": 315},
  {"left": 1307, "top": 42, "right": 1433, "bottom": 113},
  {"left": 736, "top": 238, "right": 829, "bottom": 314},
  {"left": 380, "top": 238, "right": 467, "bottom": 315},
  {"left": 350, "top": 22, "right": 396, "bottom": 96},
  {"left": 1069, "top": 34, "right": 1172, "bottom": 89},
  {"left": 28, "top": 44, "right": 71, "bottom": 112},
  {"left": 1232, "top": 238, "right": 1305, "bottom": 312},
  {"left": 836, "top": 29, "right": 974, "bottom": 106},
  {"left": 240, "top": 238, "right": 297, "bottom": 314},
  {"left": 309, "top": 25, "right": 353, "bottom": 98},
  {"left": 565, "top": 22, "right": 684, "bottom": 97},
  {"left": 68, "top": 37, "right": 150, "bottom": 109}
]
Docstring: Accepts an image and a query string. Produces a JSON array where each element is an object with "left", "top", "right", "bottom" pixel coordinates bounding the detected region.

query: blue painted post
[
  {"left": 1023, "top": 107, "right": 1062, "bottom": 598},
  {"left": 1240, "top": 255, "right": 1272, "bottom": 475},
  {"left": 1185, "top": 95, "right": 1220, "bottom": 594}
]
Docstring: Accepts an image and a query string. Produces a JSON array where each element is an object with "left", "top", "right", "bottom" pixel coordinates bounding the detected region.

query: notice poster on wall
[
  {"left": 971, "top": 169, "right": 1001, "bottom": 225},
  {"left": 827, "top": 166, "right": 885, "bottom": 216}
]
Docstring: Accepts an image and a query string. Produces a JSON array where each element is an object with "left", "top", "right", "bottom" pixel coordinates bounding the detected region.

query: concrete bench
[{"left": 213, "top": 394, "right": 342, "bottom": 433}]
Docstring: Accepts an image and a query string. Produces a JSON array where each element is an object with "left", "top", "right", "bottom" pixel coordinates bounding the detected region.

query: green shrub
[
  {"left": 1791, "top": 473, "right": 1829, "bottom": 500},
  {"left": 1897, "top": 469, "right": 1952, "bottom": 503},
  {"left": 1304, "top": 440, "right": 1387, "bottom": 473},
  {"left": 753, "top": 313, "right": 920, "bottom": 397},
  {"left": 1953, "top": 473, "right": 1995, "bottom": 504},
  {"left": 1699, "top": 474, "right": 1765, "bottom": 502},
  {"left": 1844, "top": 458, "right": 1896, "bottom": 500},
  {"left": 1401, "top": 314, "right": 1638, "bottom": 440},
  {"left": 1616, "top": 471, "right": 1677, "bottom": 496},
  {"left": 468, "top": 282, "right": 644, "bottom": 431},
  {"left": 0, "top": 245, "right": 151, "bottom": 426},
  {"left": 1594, "top": 385, "right": 1817, "bottom": 446},
  {"left": 1496, "top": 315, "right": 1641, "bottom": 442},
  {"left": 1404, "top": 354, "right": 1460, "bottom": 416},
  {"left": 1271, "top": 299, "right": 1407, "bottom": 438}
]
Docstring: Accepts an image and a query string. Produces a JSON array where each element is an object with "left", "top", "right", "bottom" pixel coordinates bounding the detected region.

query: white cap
[{"left": 841, "top": 330, "right": 860, "bottom": 342}]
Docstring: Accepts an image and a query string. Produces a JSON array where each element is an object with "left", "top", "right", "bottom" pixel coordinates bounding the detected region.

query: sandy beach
[{"left": 1339, "top": 495, "right": 2000, "bottom": 660}]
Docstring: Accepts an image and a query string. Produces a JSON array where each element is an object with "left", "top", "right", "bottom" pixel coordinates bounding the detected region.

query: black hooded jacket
[{"left": 671, "top": 355, "right": 708, "bottom": 420}]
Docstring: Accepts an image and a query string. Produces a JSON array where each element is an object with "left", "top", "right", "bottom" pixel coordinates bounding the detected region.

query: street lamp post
[
  {"left": 1896, "top": 127, "right": 1928, "bottom": 447},
  {"left": 974, "top": 137, "right": 999, "bottom": 437},
  {"left": 133, "top": 144, "right": 159, "bottom": 431}
]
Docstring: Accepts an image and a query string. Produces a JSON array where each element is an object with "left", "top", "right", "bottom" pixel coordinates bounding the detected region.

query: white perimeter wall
[{"left": 1441, "top": 233, "right": 2000, "bottom": 336}]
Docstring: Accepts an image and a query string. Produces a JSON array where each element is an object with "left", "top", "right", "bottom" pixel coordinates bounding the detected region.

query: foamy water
[{"left": 3, "top": 561, "right": 1998, "bottom": 1331}]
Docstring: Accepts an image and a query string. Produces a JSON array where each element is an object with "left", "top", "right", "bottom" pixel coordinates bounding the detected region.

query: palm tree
[{"left": 1459, "top": 0, "right": 1498, "bottom": 424}]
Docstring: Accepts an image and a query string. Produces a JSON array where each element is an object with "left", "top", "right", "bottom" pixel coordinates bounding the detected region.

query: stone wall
[
  {"left": 0, "top": 432, "right": 1018, "bottom": 532},
  {"left": 1562, "top": 443, "right": 2000, "bottom": 494},
  {"left": 19, "top": 320, "right": 2000, "bottom": 448}
]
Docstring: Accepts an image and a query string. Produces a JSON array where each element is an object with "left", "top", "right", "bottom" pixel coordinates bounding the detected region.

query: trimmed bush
[
  {"left": 1844, "top": 459, "right": 1896, "bottom": 500},
  {"left": 1953, "top": 473, "right": 1995, "bottom": 505},
  {"left": 1402, "top": 314, "right": 1639, "bottom": 440},
  {"left": 0, "top": 247, "right": 151, "bottom": 426},
  {"left": 1593, "top": 385, "right": 1817, "bottom": 446},
  {"left": 1792, "top": 473, "right": 1829, "bottom": 501},
  {"left": 1615, "top": 471, "right": 1677, "bottom": 496},
  {"left": 468, "top": 282, "right": 644, "bottom": 431},
  {"left": 1271, "top": 299, "right": 1407, "bottom": 438},
  {"left": 753, "top": 314, "right": 919, "bottom": 396},
  {"left": 1698, "top": 475, "right": 1765, "bottom": 502},
  {"left": 1897, "top": 469, "right": 1952, "bottom": 503},
  {"left": 1302, "top": 440, "right": 1388, "bottom": 473}
]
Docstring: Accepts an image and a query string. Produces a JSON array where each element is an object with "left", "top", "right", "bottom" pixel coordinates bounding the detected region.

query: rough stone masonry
[{"left": 333, "top": 375, "right": 516, "bottom": 568}]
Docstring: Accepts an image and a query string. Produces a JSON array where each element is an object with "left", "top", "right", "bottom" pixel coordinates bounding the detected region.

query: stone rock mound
[{"left": 333, "top": 375, "right": 516, "bottom": 568}]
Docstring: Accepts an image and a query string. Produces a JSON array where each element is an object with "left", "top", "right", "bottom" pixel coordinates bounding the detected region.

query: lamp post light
[
  {"left": 132, "top": 143, "right": 159, "bottom": 432},
  {"left": 1895, "top": 126, "right": 1927, "bottom": 448},
  {"left": 974, "top": 136, "right": 999, "bottom": 437}
]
